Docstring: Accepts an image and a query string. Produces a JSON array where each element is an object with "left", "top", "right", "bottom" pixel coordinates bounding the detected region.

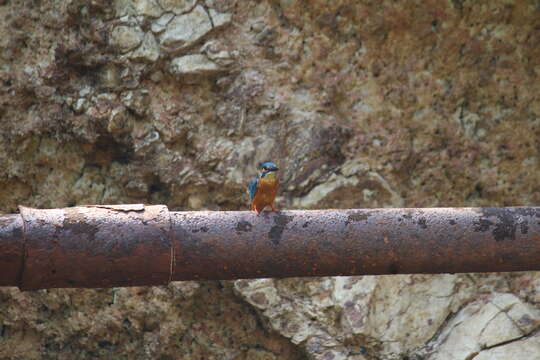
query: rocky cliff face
[{"left": 0, "top": 0, "right": 539, "bottom": 359}]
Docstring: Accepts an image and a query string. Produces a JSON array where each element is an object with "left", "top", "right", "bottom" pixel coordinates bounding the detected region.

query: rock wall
[{"left": 0, "top": 0, "right": 539, "bottom": 359}]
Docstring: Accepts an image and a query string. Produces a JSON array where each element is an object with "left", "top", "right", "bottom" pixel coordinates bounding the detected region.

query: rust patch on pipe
[
  {"left": 268, "top": 214, "right": 293, "bottom": 245},
  {"left": 19, "top": 205, "right": 171, "bottom": 290},
  {"left": 171, "top": 207, "right": 540, "bottom": 281},
  {"left": 345, "top": 211, "right": 372, "bottom": 225},
  {"left": 473, "top": 207, "right": 540, "bottom": 242},
  {"left": 235, "top": 220, "right": 253, "bottom": 233},
  {"left": 0, "top": 206, "right": 539, "bottom": 288}
]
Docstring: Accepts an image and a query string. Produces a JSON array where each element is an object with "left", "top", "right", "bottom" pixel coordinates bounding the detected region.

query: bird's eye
[{"left": 262, "top": 167, "right": 268, "bottom": 171}]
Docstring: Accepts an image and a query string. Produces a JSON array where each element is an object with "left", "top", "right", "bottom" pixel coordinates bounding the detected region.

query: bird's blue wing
[{"left": 248, "top": 178, "right": 258, "bottom": 202}]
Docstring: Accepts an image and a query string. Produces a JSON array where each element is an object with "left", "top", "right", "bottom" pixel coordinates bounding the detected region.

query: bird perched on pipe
[{"left": 248, "top": 161, "right": 279, "bottom": 215}]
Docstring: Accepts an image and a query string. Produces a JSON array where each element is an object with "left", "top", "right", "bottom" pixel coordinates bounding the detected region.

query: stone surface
[
  {"left": 170, "top": 54, "right": 220, "bottom": 76},
  {"left": 235, "top": 275, "right": 477, "bottom": 359},
  {"left": 0, "top": 283, "right": 305, "bottom": 359},
  {"left": 202, "top": 40, "right": 235, "bottom": 66},
  {"left": 151, "top": 12, "right": 174, "bottom": 33},
  {"left": 160, "top": 5, "right": 214, "bottom": 51},
  {"left": 128, "top": 32, "right": 160, "bottom": 62},
  {"left": 111, "top": 25, "right": 144, "bottom": 53},
  {"left": 208, "top": 7, "right": 232, "bottom": 28},
  {"left": 157, "top": 0, "right": 197, "bottom": 15},
  {"left": 474, "top": 334, "right": 540, "bottom": 360},
  {"left": 0, "top": 0, "right": 540, "bottom": 359},
  {"left": 427, "top": 293, "right": 540, "bottom": 360},
  {"left": 115, "top": 0, "right": 164, "bottom": 18}
]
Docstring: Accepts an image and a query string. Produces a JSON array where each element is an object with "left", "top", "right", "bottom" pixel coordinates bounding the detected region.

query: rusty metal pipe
[
  {"left": 0, "top": 214, "right": 24, "bottom": 287},
  {"left": 0, "top": 206, "right": 538, "bottom": 290}
]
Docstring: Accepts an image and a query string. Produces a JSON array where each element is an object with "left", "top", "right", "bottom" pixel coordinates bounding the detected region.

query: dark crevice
[
  {"left": 480, "top": 324, "right": 540, "bottom": 352},
  {"left": 84, "top": 135, "right": 134, "bottom": 166}
]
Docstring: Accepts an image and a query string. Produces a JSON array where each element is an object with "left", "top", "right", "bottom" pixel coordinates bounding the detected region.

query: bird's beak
[{"left": 271, "top": 166, "right": 279, "bottom": 171}]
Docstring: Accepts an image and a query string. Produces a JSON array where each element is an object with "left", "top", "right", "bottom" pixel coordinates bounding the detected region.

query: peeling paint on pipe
[{"left": 0, "top": 206, "right": 539, "bottom": 290}]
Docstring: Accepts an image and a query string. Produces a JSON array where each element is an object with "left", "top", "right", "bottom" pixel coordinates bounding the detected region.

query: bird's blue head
[{"left": 259, "top": 161, "right": 279, "bottom": 178}]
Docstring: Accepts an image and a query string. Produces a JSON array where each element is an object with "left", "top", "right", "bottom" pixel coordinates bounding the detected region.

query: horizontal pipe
[{"left": 0, "top": 205, "right": 538, "bottom": 290}]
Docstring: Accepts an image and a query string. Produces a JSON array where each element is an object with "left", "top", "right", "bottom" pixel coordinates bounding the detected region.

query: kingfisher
[{"left": 248, "top": 161, "right": 279, "bottom": 215}]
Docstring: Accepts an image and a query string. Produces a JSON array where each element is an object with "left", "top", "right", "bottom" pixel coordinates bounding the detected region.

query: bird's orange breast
[{"left": 252, "top": 177, "right": 278, "bottom": 206}]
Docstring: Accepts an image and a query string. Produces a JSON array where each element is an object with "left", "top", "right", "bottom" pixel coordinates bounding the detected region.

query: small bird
[{"left": 248, "top": 161, "right": 279, "bottom": 215}]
